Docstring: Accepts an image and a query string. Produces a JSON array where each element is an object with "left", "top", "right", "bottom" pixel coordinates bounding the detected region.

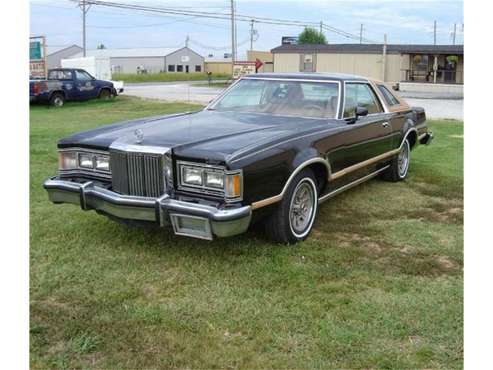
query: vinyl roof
[
  {"left": 244, "top": 72, "right": 367, "bottom": 82},
  {"left": 271, "top": 43, "right": 464, "bottom": 55}
]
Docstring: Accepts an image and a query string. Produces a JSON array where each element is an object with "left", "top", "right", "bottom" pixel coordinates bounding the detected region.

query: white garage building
[{"left": 71, "top": 46, "right": 205, "bottom": 74}]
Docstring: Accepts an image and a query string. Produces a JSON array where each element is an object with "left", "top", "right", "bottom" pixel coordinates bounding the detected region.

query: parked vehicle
[
  {"left": 44, "top": 73, "right": 433, "bottom": 243},
  {"left": 61, "top": 57, "right": 124, "bottom": 94},
  {"left": 30, "top": 68, "right": 117, "bottom": 107}
]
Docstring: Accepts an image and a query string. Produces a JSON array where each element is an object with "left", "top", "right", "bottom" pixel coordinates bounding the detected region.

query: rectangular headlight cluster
[
  {"left": 178, "top": 161, "right": 242, "bottom": 201},
  {"left": 58, "top": 149, "right": 111, "bottom": 174}
]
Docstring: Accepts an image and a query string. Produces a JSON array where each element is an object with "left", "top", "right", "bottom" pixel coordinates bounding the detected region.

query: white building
[{"left": 70, "top": 46, "right": 205, "bottom": 74}]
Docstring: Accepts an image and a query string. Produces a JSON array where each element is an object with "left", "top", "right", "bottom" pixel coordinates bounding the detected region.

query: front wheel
[
  {"left": 382, "top": 139, "right": 410, "bottom": 182},
  {"left": 265, "top": 168, "right": 318, "bottom": 244},
  {"left": 99, "top": 88, "right": 113, "bottom": 100}
]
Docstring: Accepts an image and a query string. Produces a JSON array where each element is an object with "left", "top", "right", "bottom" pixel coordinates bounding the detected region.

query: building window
[
  {"left": 177, "top": 65, "right": 183, "bottom": 72},
  {"left": 195, "top": 65, "right": 202, "bottom": 72},
  {"left": 413, "top": 55, "right": 429, "bottom": 71},
  {"left": 301, "top": 54, "right": 314, "bottom": 72},
  {"left": 168, "top": 65, "right": 175, "bottom": 72}
]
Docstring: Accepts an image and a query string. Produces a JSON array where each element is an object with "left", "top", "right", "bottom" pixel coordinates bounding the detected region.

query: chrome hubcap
[
  {"left": 289, "top": 181, "right": 315, "bottom": 236},
  {"left": 54, "top": 97, "right": 62, "bottom": 106},
  {"left": 398, "top": 141, "right": 410, "bottom": 177}
]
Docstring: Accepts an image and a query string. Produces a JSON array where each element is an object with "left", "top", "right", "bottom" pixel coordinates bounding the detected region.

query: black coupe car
[{"left": 44, "top": 73, "right": 433, "bottom": 243}]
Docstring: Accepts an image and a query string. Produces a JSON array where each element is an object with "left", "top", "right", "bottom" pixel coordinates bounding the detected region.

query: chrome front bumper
[{"left": 43, "top": 177, "right": 252, "bottom": 240}]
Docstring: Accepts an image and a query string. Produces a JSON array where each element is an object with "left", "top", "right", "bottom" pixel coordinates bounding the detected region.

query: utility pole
[
  {"left": 319, "top": 21, "right": 323, "bottom": 34},
  {"left": 230, "top": 0, "right": 235, "bottom": 63},
  {"left": 382, "top": 34, "right": 387, "bottom": 82},
  {"left": 452, "top": 23, "right": 457, "bottom": 45},
  {"left": 250, "top": 19, "right": 254, "bottom": 51},
  {"left": 185, "top": 35, "right": 189, "bottom": 48},
  {"left": 234, "top": 0, "right": 237, "bottom": 59},
  {"left": 79, "top": 0, "right": 90, "bottom": 57},
  {"left": 433, "top": 20, "right": 437, "bottom": 45},
  {"left": 359, "top": 24, "right": 363, "bottom": 44}
]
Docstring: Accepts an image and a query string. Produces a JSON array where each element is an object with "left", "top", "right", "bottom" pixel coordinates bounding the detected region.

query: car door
[
  {"left": 327, "top": 82, "right": 394, "bottom": 175},
  {"left": 74, "top": 70, "right": 97, "bottom": 100}
]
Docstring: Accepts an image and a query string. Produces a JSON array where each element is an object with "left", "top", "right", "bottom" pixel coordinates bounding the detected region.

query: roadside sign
[
  {"left": 255, "top": 58, "right": 263, "bottom": 72},
  {"left": 232, "top": 61, "right": 256, "bottom": 79},
  {"left": 30, "top": 61, "right": 46, "bottom": 79},
  {"left": 282, "top": 36, "right": 299, "bottom": 45},
  {"left": 30, "top": 41, "right": 42, "bottom": 60},
  {"left": 29, "top": 36, "right": 47, "bottom": 79}
]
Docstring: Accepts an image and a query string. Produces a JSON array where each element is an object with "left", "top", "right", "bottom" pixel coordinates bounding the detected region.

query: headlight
[
  {"left": 204, "top": 171, "right": 224, "bottom": 189},
  {"left": 95, "top": 155, "right": 110, "bottom": 171},
  {"left": 59, "top": 151, "right": 77, "bottom": 170},
  {"left": 178, "top": 161, "right": 242, "bottom": 201},
  {"left": 78, "top": 153, "right": 93, "bottom": 169},
  {"left": 182, "top": 167, "right": 203, "bottom": 186},
  {"left": 58, "top": 149, "right": 110, "bottom": 174}
]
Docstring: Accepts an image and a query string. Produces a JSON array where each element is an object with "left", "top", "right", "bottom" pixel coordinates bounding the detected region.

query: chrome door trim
[
  {"left": 329, "top": 149, "right": 398, "bottom": 181},
  {"left": 318, "top": 165, "right": 390, "bottom": 203},
  {"left": 328, "top": 128, "right": 417, "bottom": 181}
]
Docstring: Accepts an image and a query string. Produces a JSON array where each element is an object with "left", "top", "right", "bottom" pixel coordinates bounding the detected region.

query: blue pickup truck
[{"left": 30, "top": 68, "right": 117, "bottom": 107}]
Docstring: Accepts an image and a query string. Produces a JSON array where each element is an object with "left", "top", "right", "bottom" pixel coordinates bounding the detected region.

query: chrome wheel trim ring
[
  {"left": 54, "top": 97, "right": 63, "bottom": 106},
  {"left": 288, "top": 177, "right": 317, "bottom": 238},
  {"left": 398, "top": 140, "right": 410, "bottom": 178}
]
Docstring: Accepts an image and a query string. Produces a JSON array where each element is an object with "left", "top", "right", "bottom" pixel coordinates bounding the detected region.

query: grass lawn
[
  {"left": 30, "top": 96, "right": 463, "bottom": 369},
  {"left": 113, "top": 72, "right": 231, "bottom": 83}
]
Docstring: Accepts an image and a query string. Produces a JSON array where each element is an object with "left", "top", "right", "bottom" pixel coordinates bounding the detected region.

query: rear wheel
[
  {"left": 382, "top": 139, "right": 410, "bottom": 182},
  {"left": 49, "top": 92, "right": 64, "bottom": 107},
  {"left": 265, "top": 168, "right": 318, "bottom": 244}
]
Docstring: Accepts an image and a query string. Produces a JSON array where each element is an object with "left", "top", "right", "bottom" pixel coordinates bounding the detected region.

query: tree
[
  {"left": 97, "top": 43, "right": 106, "bottom": 49},
  {"left": 298, "top": 27, "right": 327, "bottom": 44}
]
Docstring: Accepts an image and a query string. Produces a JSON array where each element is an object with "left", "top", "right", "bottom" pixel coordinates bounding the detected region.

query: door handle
[{"left": 382, "top": 121, "right": 389, "bottom": 128}]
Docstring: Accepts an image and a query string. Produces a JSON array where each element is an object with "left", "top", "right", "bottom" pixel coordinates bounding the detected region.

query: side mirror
[{"left": 355, "top": 106, "right": 368, "bottom": 118}]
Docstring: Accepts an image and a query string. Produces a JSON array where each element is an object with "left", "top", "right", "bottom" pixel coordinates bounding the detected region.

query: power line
[
  {"left": 68, "top": 0, "right": 370, "bottom": 42},
  {"left": 189, "top": 36, "right": 250, "bottom": 52}
]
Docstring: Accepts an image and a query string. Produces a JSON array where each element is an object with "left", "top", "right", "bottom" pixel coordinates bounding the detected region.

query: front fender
[{"left": 241, "top": 145, "right": 329, "bottom": 209}]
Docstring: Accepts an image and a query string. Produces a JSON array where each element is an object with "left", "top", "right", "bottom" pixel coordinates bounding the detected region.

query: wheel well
[
  {"left": 50, "top": 90, "right": 65, "bottom": 99},
  {"left": 307, "top": 162, "right": 328, "bottom": 194},
  {"left": 406, "top": 130, "right": 417, "bottom": 149}
]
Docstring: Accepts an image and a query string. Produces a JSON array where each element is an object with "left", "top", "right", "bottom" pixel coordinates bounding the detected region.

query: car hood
[{"left": 58, "top": 110, "right": 342, "bottom": 163}]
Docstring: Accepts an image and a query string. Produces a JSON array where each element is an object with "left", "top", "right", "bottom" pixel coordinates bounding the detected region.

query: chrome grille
[{"left": 110, "top": 150, "right": 165, "bottom": 198}]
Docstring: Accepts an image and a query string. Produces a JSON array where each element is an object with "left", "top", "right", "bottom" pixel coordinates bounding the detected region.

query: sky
[{"left": 30, "top": 0, "right": 464, "bottom": 59}]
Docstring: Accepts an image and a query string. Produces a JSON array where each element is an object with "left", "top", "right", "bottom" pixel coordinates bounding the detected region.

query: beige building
[
  {"left": 247, "top": 50, "right": 274, "bottom": 72},
  {"left": 271, "top": 44, "right": 463, "bottom": 84},
  {"left": 204, "top": 57, "right": 232, "bottom": 75}
]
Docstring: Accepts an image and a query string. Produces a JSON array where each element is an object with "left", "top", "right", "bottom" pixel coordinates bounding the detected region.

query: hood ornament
[{"left": 134, "top": 129, "right": 144, "bottom": 144}]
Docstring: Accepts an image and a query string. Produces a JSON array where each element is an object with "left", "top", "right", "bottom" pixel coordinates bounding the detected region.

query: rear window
[
  {"left": 377, "top": 84, "right": 400, "bottom": 106},
  {"left": 48, "top": 70, "right": 72, "bottom": 80}
]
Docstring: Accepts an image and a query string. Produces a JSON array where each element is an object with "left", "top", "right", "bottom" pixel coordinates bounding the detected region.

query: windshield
[{"left": 211, "top": 79, "right": 340, "bottom": 119}]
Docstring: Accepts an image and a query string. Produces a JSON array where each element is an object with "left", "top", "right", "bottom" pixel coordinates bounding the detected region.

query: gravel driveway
[{"left": 124, "top": 82, "right": 463, "bottom": 120}]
